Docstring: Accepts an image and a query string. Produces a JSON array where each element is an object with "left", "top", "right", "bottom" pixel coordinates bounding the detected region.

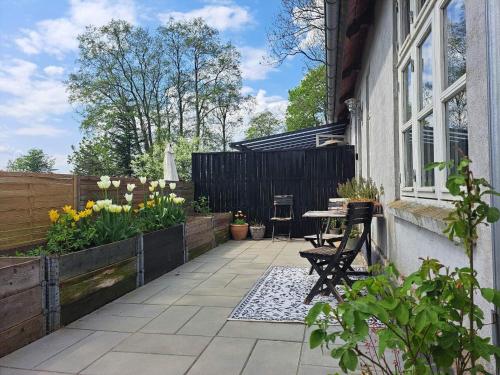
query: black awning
[{"left": 230, "top": 122, "right": 347, "bottom": 152}]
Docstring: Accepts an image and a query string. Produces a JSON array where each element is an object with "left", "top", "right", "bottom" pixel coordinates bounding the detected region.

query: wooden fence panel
[
  {"left": 192, "top": 146, "right": 355, "bottom": 238},
  {"left": 0, "top": 172, "right": 194, "bottom": 253}
]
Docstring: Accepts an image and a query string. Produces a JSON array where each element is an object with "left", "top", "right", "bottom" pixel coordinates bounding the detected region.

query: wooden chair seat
[
  {"left": 300, "top": 246, "right": 338, "bottom": 258},
  {"left": 303, "top": 233, "right": 343, "bottom": 241},
  {"left": 270, "top": 216, "right": 292, "bottom": 221}
]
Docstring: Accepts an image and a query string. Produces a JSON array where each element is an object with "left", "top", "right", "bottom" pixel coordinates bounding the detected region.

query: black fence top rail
[{"left": 230, "top": 122, "right": 348, "bottom": 151}]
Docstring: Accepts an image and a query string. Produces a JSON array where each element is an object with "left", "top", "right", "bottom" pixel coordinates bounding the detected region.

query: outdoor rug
[{"left": 229, "top": 265, "right": 366, "bottom": 323}]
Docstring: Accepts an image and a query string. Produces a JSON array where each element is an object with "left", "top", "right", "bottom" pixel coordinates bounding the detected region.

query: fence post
[
  {"left": 73, "top": 175, "right": 80, "bottom": 210},
  {"left": 45, "top": 256, "right": 60, "bottom": 332},
  {"left": 136, "top": 234, "right": 144, "bottom": 287}
]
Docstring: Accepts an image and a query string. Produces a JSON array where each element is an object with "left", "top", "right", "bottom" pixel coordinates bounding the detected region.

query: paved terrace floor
[{"left": 0, "top": 239, "right": 360, "bottom": 375}]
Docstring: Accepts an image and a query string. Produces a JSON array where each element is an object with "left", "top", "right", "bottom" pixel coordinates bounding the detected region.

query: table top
[
  {"left": 302, "top": 210, "right": 346, "bottom": 218},
  {"left": 302, "top": 209, "right": 384, "bottom": 219}
]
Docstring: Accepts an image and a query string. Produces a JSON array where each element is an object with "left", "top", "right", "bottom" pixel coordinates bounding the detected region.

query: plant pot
[
  {"left": 249, "top": 226, "right": 266, "bottom": 240},
  {"left": 230, "top": 223, "right": 249, "bottom": 240},
  {"left": 373, "top": 201, "right": 384, "bottom": 216},
  {"left": 142, "top": 224, "right": 185, "bottom": 283}
]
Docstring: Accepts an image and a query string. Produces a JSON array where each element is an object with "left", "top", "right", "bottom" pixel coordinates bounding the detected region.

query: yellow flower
[
  {"left": 86, "top": 200, "right": 95, "bottom": 209},
  {"left": 78, "top": 209, "right": 92, "bottom": 219},
  {"left": 62, "top": 205, "right": 73, "bottom": 213},
  {"left": 138, "top": 202, "right": 145, "bottom": 209},
  {"left": 147, "top": 200, "right": 155, "bottom": 207},
  {"left": 48, "top": 209, "right": 59, "bottom": 223},
  {"left": 72, "top": 213, "right": 80, "bottom": 222}
]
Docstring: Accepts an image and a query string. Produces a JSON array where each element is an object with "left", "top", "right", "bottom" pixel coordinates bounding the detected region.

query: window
[
  {"left": 401, "top": 0, "right": 412, "bottom": 43},
  {"left": 398, "top": 0, "right": 467, "bottom": 200}
]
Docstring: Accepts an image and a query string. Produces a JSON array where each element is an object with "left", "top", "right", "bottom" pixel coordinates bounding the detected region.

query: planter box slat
[
  {"left": 0, "top": 314, "right": 45, "bottom": 358},
  {"left": 0, "top": 285, "right": 43, "bottom": 332},
  {"left": 0, "top": 257, "right": 42, "bottom": 299},
  {"left": 60, "top": 257, "right": 136, "bottom": 306}
]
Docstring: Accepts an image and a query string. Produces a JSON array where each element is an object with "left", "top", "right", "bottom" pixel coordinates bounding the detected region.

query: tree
[
  {"left": 7, "top": 149, "right": 55, "bottom": 173},
  {"left": 245, "top": 111, "right": 282, "bottom": 140},
  {"left": 267, "top": 0, "right": 325, "bottom": 66},
  {"left": 68, "top": 135, "right": 126, "bottom": 176},
  {"left": 285, "top": 64, "right": 327, "bottom": 131}
]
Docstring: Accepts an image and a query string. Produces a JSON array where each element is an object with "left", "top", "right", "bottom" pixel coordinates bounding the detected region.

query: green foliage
[
  {"left": 131, "top": 137, "right": 200, "bottom": 181},
  {"left": 136, "top": 191, "right": 186, "bottom": 233},
  {"left": 307, "top": 158, "right": 500, "bottom": 374},
  {"left": 285, "top": 65, "right": 327, "bottom": 131},
  {"left": 337, "top": 177, "right": 384, "bottom": 201},
  {"left": 245, "top": 111, "right": 282, "bottom": 140},
  {"left": 233, "top": 210, "right": 247, "bottom": 224},
  {"left": 68, "top": 135, "right": 127, "bottom": 176},
  {"left": 192, "top": 195, "right": 211, "bottom": 215},
  {"left": 7, "top": 148, "right": 55, "bottom": 173}
]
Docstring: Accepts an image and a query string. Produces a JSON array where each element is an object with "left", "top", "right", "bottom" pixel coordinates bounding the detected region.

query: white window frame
[{"left": 397, "top": 0, "right": 467, "bottom": 203}]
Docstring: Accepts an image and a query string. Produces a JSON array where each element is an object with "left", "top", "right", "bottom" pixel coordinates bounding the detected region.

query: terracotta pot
[
  {"left": 249, "top": 226, "right": 266, "bottom": 240},
  {"left": 230, "top": 223, "right": 249, "bottom": 240}
]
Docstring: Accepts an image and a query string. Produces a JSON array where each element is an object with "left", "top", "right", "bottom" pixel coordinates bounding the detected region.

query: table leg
[{"left": 366, "top": 228, "right": 372, "bottom": 267}]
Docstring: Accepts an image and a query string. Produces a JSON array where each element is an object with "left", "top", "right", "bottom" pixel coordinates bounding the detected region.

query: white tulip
[
  {"left": 124, "top": 193, "right": 133, "bottom": 203},
  {"left": 127, "top": 183, "right": 136, "bottom": 192},
  {"left": 169, "top": 193, "right": 177, "bottom": 199},
  {"left": 112, "top": 180, "right": 120, "bottom": 188},
  {"left": 174, "top": 197, "right": 185, "bottom": 205},
  {"left": 149, "top": 186, "right": 155, "bottom": 192},
  {"left": 139, "top": 176, "right": 147, "bottom": 184},
  {"left": 169, "top": 182, "right": 176, "bottom": 190},
  {"left": 150, "top": 180, "right": 159, "bottom": 189},
  {"left": 158, "top": 179, "right": 166, "bottom": 189},
  {"left": 154, "top": 191, "right": 159, "bottom": 197},
  {"left": 93, "top": 205, "right": 101, "bottom": 212},
  {"left": 100, "top": 175, "right": 110, "bottom": 182},
  {"left": 149, "top": 194, "right": 155, "bottom": 200},
  {"left": 97, "top": 181, "right": 104, "bottom": 189},
  {"left": 122, "top": 205, "right": 131, "bottom": 213}
]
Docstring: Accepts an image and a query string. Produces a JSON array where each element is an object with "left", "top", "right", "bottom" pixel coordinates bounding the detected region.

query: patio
[{"left": 0, "top": 239, "right": 365, "bottom": 375}]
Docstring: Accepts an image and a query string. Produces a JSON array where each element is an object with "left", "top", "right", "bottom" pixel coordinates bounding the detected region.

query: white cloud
[
  {"left": 0, "top": 145, "right": 12, "bottom": 153},
  {"left": 43, "top": 65, "right": 65, "bottom": 76},
  {"left": 239, "top": 46, "right": 277, "bottom": 81},
  {"left": 0, "top": 59, "right": 70, "bottom": 137},
  {"left": 15, "top": 0, "right": 137, "bottom": 57},
  {"left": 159, "top": 5, "right": 252, "bottom": 32}
]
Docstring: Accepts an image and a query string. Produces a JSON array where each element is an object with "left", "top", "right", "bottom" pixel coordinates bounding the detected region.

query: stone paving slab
[
  {"left": 81, "top": 352, "right": 195, "bottom": 375},
  {"left": 186, "top": 337, "right": 256, "bottom": 375},
  {"left": 242, "top": 340, "right": 302, "bottom": 375},
  {"left": 113, "top": 333, "right": 211, "bottom": 356},
  {"left": 68, "top": 313, "right": 152, "bottom": 333},
  {"left": 178, "top": 307, "right": 233, "bottom": 337},
  {"left": 141, "top": 305, "right": 201, "bottom": 334},
  {"left": 218, "top": 321, "right": 305, "bottom": 342},
  {"left": 0, "top": 369, "right": 73, "bottom": 375},
  {"left": 174, "top": 294, "right": 242, "bottom": 308}
]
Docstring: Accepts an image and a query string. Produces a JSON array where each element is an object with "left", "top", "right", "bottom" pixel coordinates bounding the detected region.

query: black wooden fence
[{"left": 192, "top": 146, "right": 355, "bottom": 237}]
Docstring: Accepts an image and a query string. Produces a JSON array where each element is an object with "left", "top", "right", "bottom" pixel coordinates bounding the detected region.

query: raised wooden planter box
[
  {"left": 46, "top": 236, "right": 139, "bottom": 329},
  {"left": 0, "top": 257, "right": 46, "bottom": 357},
  {"left": 142, "top": 224, "right": 185, "bottom": 283},
  {"left": 186, "top": 216, "right": 215, "bottom": 260},
  {"left": 213, "top": 213, "right": 232, "bottom": 245}
]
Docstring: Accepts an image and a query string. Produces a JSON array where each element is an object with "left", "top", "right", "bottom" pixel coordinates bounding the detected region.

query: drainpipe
[
  {"left": 486, "top": 0, "right": 500, "bottom": 363},
  {"left": 345, "top": 98, "right": 362, "bottom": 177}
]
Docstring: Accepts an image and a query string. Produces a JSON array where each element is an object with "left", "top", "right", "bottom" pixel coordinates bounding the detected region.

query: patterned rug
[{"left": 229, "top": 266, "right": 364, "bottom": 323}]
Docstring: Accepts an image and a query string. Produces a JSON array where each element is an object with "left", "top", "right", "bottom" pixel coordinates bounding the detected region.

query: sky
[{"left": 0, "top": 0, "right": 307, "bottom": 172}]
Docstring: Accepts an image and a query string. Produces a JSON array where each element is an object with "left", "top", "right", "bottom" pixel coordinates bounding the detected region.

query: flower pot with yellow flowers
[{"left": 136, "top": 178, "right": 187, "bottom": 283}]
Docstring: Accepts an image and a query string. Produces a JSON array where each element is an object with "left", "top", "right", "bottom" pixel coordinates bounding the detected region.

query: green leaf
[
  {"left": 309, "top": 329, "right": 325, "bottom": 349},
  {"left": 341, "top": 349, "right": 358, "bottom": 371},
  {"left": 481, "top": 288, "right": 500, "bottom": 306},
  {"left": 305, "top": 302, "right": 325, "bottom": 326},
  {"left": 394, "top": 303, "right": 409, "bottom": 325},
  {"left": 415, "top": 310, "right": 428, "bottom": 333},
  {"left": 487, "top": 207, "right": 500, "bottom": 223}
]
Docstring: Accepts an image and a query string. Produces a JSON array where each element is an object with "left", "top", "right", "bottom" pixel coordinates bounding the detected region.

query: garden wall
[{"left": 0, "top": 171, "right": 194, "bottom": 253}]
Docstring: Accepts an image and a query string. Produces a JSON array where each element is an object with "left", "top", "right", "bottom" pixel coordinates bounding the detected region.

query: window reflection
[
  {"left": 403, "top": 61, "right": 413, "bottom": 123},
  {"left": 446, "top": 91, "right": 468, "bottom": 166},
  {"left": 420, "top": 113, "right": 434, "bottom": 186},
  {"left": 419, "top": 32, "right": 432, "bottom": 109},
  {"left": 401, "top": 0, "right": 411, "bottom": 42},
  {"left": 403, "top": 128, "right": 414, "bottom": 187},
  {"left": 445, "top": 0, "right": 466, "bottom": 86}
]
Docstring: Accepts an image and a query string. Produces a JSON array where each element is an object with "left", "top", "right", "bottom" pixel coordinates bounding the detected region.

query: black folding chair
[
  {"left": 270, "top": 195, "right": 293, "bottom": 241},
  {"left": 299, "top": 201, "right": 374, "bottom": 304}
]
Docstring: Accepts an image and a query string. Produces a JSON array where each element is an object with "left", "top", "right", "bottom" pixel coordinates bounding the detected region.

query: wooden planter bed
[
  {"left": 46, "top": 236, "right": 139, "bottom": 329},
  {"left": 186, "top": 216, "right": 215, "bottom": 260},
  {"left": 142, "top": 224, "right": 185, "bottom": 284},
  {"left": 0, "top": 257, "right": 46, "bottom": 357},
  {"left": 213, "top": 213, "right": 232, "bottom": 245}
]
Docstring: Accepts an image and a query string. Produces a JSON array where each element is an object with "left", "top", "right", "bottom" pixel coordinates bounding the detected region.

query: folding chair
[
  {"left": 270, "top": 195, "right": 293, "bottom": 241},
  {"left": 299, "top": 201, "right": 374, "bottom": 303}
]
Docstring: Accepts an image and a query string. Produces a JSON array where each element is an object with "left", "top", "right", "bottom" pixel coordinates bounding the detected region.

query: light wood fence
[{"left": 0, "top": 172, "right": 193, "bottom": 253}]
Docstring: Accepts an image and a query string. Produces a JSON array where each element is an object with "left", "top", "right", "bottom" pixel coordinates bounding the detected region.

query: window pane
[
  {"left": 420, "top": 113, "right": 435, "bottom": 186},
  {"left": 445, "top": 0, "right": 466, "bottom": 86},
  {"left": 401, "top": 0, "right": 411, "bottom": 41},
  {"left": 419, "top": 32, "right": 433, "bottom": 109},
  {"left": 446, "top": 91, "right": 468, "bottom": 166},
  {"left": 403, "top": 61, "right": 413, "bottom": 122},
  {"left": 403, "top": 128, "right": 414, "bottom": 187}
]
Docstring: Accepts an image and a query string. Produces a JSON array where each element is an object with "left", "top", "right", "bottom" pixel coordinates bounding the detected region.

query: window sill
[{"left": 387, "top": 200, "right": 453, "bottom": 239}]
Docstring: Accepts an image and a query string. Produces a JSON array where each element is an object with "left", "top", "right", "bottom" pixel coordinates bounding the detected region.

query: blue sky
[{"left": 0, "top": 0, "right": 306, "bottom": 172}]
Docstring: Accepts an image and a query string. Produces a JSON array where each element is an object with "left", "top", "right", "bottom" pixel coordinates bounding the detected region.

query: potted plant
[
  {"left": 230, "top": 211, "right": 248, "bottom": 240},
  {"left": 337, "top": 177, "right": 384, "bottom": 215},
  {"left": 249, "top": 221, "right": 266, "bottom": 240}
]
